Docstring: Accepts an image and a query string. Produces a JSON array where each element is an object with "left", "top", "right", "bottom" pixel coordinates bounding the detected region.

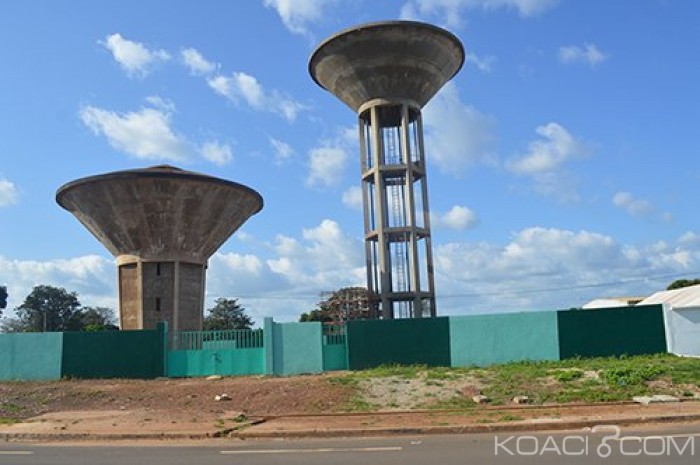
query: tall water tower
[
  {"left": 309, "top": 21, "right": 464, "bottom": 319},
  {"left": 56, "top": 165, "right": 263, "bottom": 330}
]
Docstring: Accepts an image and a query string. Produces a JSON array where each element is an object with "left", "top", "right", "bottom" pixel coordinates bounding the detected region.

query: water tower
[
  {"left": 56, "top": 165, "right": 263, "bottom": 330},
  {"left": 309, "top": 21, "right": 464, "bottom": 318}
]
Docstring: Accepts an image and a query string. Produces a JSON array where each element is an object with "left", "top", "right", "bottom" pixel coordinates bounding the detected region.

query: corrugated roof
[{"left": 638, "top": 284, "right": 700, "bottom": 308}]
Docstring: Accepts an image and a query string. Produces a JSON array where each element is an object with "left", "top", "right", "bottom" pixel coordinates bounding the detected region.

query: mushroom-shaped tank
[
  {"left": 56, "top": 165, "right": 263, "bottom": 330},
  {"left": 309, "top": 20, "right": 464, "bottom": 112}
]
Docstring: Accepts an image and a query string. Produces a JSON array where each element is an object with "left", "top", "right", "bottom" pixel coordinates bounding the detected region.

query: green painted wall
[
  {"left": 347, "top": 317, "right": 451, "bottom": 370},
  {"left": 272, "top": 322, "right": 323, "bottom": 375},
  {"left": 167, "top": 348, "right": 265, "bottom": 377},
  {"left": 558, "top": 305, "right": 667, "bottom": 359},
  {"left": 449, "top": 311, "right": 560, "bottom": 367},
  {"left": 62, "top": 329, "right": 165, "bottom": 379},
  {"left": 0, "top": 332, "right": 63, "bottom": 380}
]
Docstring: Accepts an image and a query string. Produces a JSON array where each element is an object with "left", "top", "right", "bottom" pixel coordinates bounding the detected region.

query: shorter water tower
[
  {"left": 309, "top": 21, "right": 464, "bottom": 319},
  {"left": 56, "top": 165, "right": 263, "bottom": 330}
]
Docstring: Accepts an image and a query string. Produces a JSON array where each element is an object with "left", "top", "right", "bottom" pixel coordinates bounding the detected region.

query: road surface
[{"left": 1, "top": 423, "right": 699, "bottom": 464}]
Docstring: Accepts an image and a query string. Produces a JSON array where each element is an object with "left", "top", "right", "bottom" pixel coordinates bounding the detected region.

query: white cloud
[
  {"left": 342, "top": 186, "right": 363, "bottom": 211},
  {"left": 208, "top": 72, "right": 306, "bottom": 122},
  {"left": 144, "top": 95, "right": 176, "bottom": 113},
  {"left": 200, "top": 141, "right": 232, "bottom": 166},
  {"left": 181, "top": 47, "right": 217, "bottom": 75},
  {"left": 400, "top": 0, "right": 559, "bottom": 27},
  {"left": 306, "top": 146, "right": 348, "bottom": 188},
  {"left": 612, "top": 191, "right": 672, "bottom": 222},
  {"left": 262, "top": 0, "right": 336, "bottom": 37},
  {"left": 423, "top": 82, "right": 497, "bottom": 175},
  {"left": 434, "top": 226, "right": 700, "bottom": 315},
  {"left": 466, "top": 52, "right": 496, "bottom": 72},
  {"left": 558, "top": 43, "right": 609, "bottom": 67},
  {"left": 209, "top": 220, "right": 364, "bottom": 321},
  {"left": 269, "top": 137, "right": 295, "bottom": 163},
  {"left": 506, "top": 123, "right": 588, "bottom": 201},
  {"left": 80, "top": 100, "right": 191, "bottom": 162},
  {"left": 0, "top": 255, "right": 116, "bottom": 314},
  {"left": 432, "top": 205, "right": 479, "bottom": 230},
  {"left": 102, "top": 33, "right": 170, "bottom": 78},
  {"left": 0, "top": 178, "right": 19, "bottom": 207},
  {"left": 612, "top": 192, "right": 653, "bottom": 217},
  {"left": 507, "top": 123, "right": 587, "bottom": 175}
]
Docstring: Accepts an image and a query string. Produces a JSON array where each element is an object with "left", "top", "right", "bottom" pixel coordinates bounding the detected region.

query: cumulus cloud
[
  {"left": 306, "top": 146, "right": 348, "bottom": 188},
  {"left": 432, "top": 205, "right": 479, "bottom": 230},
  {"left": 269, "top": 137, "right": 295, "bottom": 163},
  {"left": 342, "top": 186, "right": 363, "bottom": 211},
  {"left": 80, "top": 100, "right": 191, "bottom": 162},
  {"left": 558, "top": 43, "right": 609, "bottom": 67},
  {"left": 434, "top": 227, "right": 700, "bottom": 315},
  {"left": 612, "top": 192, "right": 653, "bottom": 217},
  {"left": 200, "top": 141, "right": 232, "bottom": 166},
  {"left": 181, "top": 47, "right": 217, "bottom": 75},
  {"left": 80, "top": 98, "right": 232, "bottom": 165},
  {"left": 612, "top": 191, "right": 672, "bottom": 222},
  {"left": 208, "top": 72, "right": 306, "bottom": 122},
  {"left": 0, "top": 255, "right": 116, "bottom": 313},
  {"left": 101, "top": 33, "right": 170, "bottom": 78},
  {"left": 262, "top": 0, "right": 337, "bottom": 37},
  {"left": 507, "top": 123, "right": 586, "bottom": 175},
  {"left": 208, "top": 220, "right": 365, "bottom": 321},
  {"left": 423, "top": 82, "right": 497, "bottom": 175},
  {"left": 506, "top": 122, "right": 589, "bottom": 201},
  {"left": 400, "top": 0, "right": 559, "bottom": 27},
  {"left": 0, "top": 177, "right": 19, "bottom": 207}
]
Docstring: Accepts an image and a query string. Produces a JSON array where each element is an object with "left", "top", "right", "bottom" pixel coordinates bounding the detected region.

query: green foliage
[
  {"left": 601, "top": 365, "right": 664, "bottom": 386},
  {"left": 299, "top": 309, "right": 332, "bottom": 323},
  {"left": 0, "top": 285, "right": 7, "bottom": 315},
  {"left": 0, "top": 286, "right": 117, "bottom": 333},
  {"left": 667, "top": 278, "right": 700, "bottom": 290},
  {"left": 554, "top": 369, "right": 584, "bottom": 382},
  {"left": 77, "top": 307, "right": 118, "bottom": 332},
  {"left": 203, "top": 298, "right": 252, "bottom": 330},
  {"left": 14, "top": 285, "right": 81, "bottom": 332}
]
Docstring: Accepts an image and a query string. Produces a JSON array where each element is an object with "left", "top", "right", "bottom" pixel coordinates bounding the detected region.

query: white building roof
[{"left": 638, "top": 284, "right": 700, "bottom": 308}]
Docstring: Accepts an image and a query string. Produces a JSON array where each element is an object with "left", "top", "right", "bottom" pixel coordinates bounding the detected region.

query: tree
[
  {"left": 14, "top": 285, "right": 81, "bottom": 332},
  {"left": 299, "top": 287, "right": 378, "bottom": 323},
  {"left": 0, "top": 285, "right": 7, "bottom": 318},
  {"left": 667, "top": 279, "right": 700, "bottom": 291},
  {"left": 77, "top": 306, "right": 119, "bottom": 332},
  {"left": 203, "top": 298, "right": 252, "bottom": 330},
  {"left": 299, "top": 309, "right": 333, "bottom": 323}
]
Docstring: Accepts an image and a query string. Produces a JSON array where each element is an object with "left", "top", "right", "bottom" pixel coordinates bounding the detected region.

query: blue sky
[{"left": 1, "top": 0, "right": 699, "bottom": 323}]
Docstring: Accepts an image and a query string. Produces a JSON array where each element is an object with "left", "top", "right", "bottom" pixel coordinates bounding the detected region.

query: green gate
[
  {"left": 322, "top": 324, "right": 348, "bottom": 371},
  {"left": 167, "top": 329, "right": 265, "bottom": 377}
]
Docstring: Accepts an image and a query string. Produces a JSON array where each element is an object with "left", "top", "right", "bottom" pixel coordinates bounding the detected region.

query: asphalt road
[{"left": 2, "top": 424, "right": 700, "bottom": 465}]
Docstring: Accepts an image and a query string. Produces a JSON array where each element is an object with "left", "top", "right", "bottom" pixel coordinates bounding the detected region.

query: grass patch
[
  {"left": 0, "top": 417, "right": 20, "bottom": 425},
  {"left": 340, "top": 354, "right": 700, "bottom": 411},
  {"left": 554, "top": 369, "right": 584, "bottom": 382}
]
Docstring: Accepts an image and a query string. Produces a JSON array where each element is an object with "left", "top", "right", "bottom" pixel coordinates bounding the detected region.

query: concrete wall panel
[
  {"left": 449, "top": 312, "right": 560, "bottom": 367},
  {"left": 557, "top": 305, "right": 666, "bottom": 359},
  {"left": 272, "top": 322, "right": 324, "bottom": 375},
  {"left": 0, "top": 332, "right": 63, "bottom": 380},
  {"left": 347, "top": 317, "right": 451, "bottom": 370}
]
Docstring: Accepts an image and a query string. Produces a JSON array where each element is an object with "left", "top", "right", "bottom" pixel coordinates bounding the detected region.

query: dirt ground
[{"left": 0, "top": 374, "right": 354, "bottom": 423}]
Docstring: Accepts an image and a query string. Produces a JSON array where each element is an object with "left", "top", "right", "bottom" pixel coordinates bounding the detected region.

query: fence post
[
  {"left": 157, "top": 321, "right": 168, "bottom": 377},
  {"left": 263, "top": 317, "right": 274, "bottom": 375}
]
